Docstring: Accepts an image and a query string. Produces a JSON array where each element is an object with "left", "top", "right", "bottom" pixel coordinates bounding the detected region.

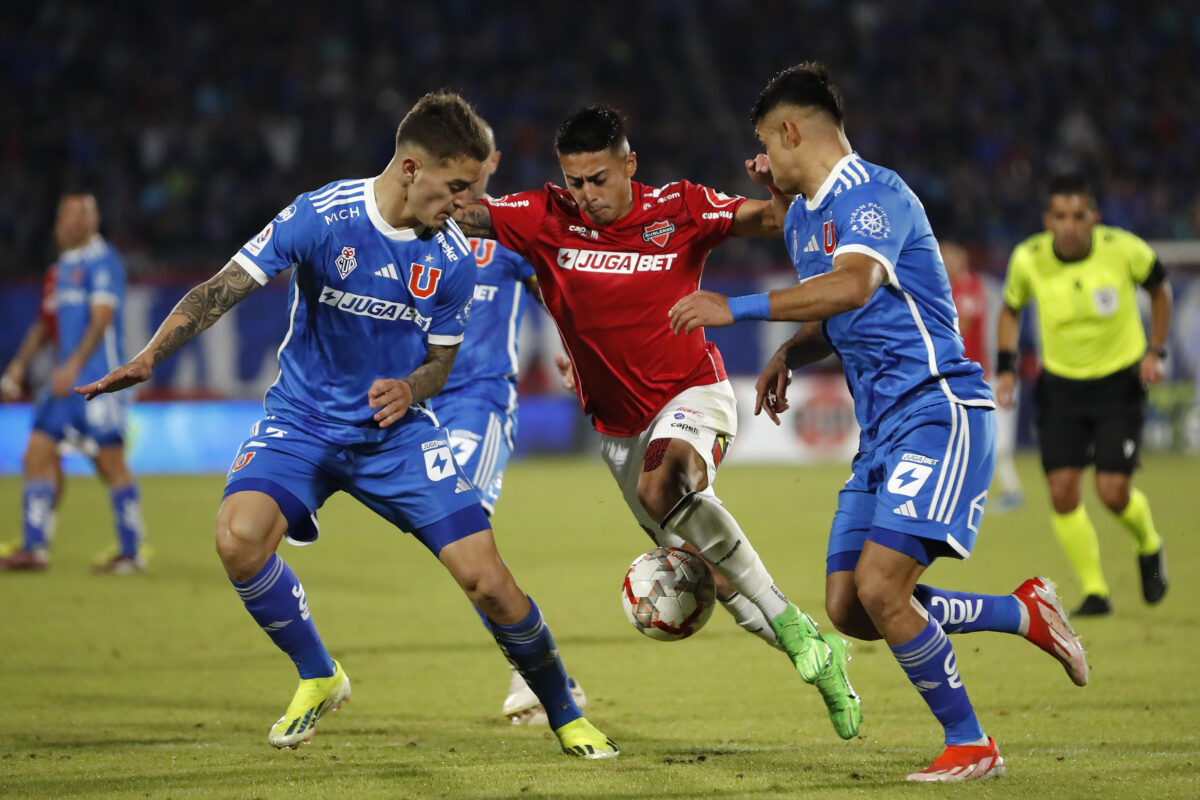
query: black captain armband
[
  {"left": 996, "top": 350, "right": 1018, "bottom": 375},
  {"left": 1142, "top": 258, "right": 1167, "bottom": 289}
]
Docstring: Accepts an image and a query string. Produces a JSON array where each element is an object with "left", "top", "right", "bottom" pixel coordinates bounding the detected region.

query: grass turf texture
[{"left": 1, "top": 453, "right": 1197, "bottom": 799}]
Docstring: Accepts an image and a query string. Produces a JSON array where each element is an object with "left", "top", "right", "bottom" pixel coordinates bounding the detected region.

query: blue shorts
[
  {"left": 430, "top": 389, "right": 517, "bottom": 515},
  {"left": 32, "top": 391, "right": 127, "bottom": 453},
  {"left": 827, "top": 402, "right": 996, "bottom": 574},
  {"left": 222, "top": 414, "right": 488, "bottom": 556}
]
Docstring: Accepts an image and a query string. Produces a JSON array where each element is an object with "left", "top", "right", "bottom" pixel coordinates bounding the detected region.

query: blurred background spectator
[{"left": 2, "top": 0, "right": 1197, "bottom": 281}]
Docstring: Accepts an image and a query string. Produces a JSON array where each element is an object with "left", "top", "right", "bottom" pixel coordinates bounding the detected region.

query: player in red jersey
[
  {"left": 454, "top": 105, "right": 861, "bottom": 739},
  {"left": 942, "top": 243, "right": 1024, "bottom": 511}
]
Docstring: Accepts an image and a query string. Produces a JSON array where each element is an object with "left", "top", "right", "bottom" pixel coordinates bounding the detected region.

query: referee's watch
[{"left": 1149, "top": 345, "right": 1167, "bottom": 359}]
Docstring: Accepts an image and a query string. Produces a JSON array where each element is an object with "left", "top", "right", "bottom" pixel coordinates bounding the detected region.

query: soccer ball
[{"left": 621, "top": 547, "right": 715, "bottom": 641}]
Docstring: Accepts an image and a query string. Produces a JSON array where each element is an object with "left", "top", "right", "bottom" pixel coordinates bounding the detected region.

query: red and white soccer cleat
[
  {"left": 1013, "top": 576, "right": 1089, "bottom": 687},
  {"left": 906, "top": 737, "right": 1005, "bottom": 782}
]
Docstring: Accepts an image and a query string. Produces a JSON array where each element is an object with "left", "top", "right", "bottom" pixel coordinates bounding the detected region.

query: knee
[
  {"left": 1096, "top": 481, "right": 1130, "bottom": 513},
  {"left": 826, "top": 585, "right": 880, "bottom": 640},
  {"left": 465, "top": 566, "right": 522, "bottom": 621},
  {"left": 636, "top": 472, "right": 685, "bottom": 524},
  {"left": 214, "top": 514, "right": 272, "bottom": 581}
]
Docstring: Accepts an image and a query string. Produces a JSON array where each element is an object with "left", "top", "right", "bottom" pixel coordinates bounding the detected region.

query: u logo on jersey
[
  {"left": 408, "top": 264, "right": 443, "bottom": 298},
  {"left": 823, "top": 221, "right": 837, "bottom": 255},
  {"left": 470, "top": 238, "right": 497, "bottom": 267}
]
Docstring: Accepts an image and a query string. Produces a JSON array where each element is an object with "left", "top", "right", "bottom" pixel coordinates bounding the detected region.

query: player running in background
[
  {"left": 454, "top": 104, "right": 862, "bottom": 740},
  {"left": 1, "top": 194, "right": 146, "bottom": 575},
  {"left": 942, "top": 242, "right": 1024, "bottom": 511},
  {"left": 669, "top": 62, "right": 1088, "bottom": 782},
  {"left": 997, "top": 174, "right": 1171, "bottom": 616},
  {"left": 76, "top": 93, "right": 618, "bottom": 759},
  {"left": 428, "top": 122, "right": 587, "bottom": 726}
]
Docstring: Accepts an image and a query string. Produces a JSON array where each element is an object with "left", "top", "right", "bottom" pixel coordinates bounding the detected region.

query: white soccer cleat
[{"left": 502, "top": 668, "right": 586, "bottom": 726}]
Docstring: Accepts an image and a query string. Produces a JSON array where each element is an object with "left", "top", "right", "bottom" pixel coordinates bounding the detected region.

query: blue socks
[
  {"left": 914, "top": 584, "right": 1022, "bottom": 635},
  {"left": 110, "top": 484, "right": 144, "bottom": 558},
  {"left": 22, "top": 480, "right": 56, "bottom": 552},
  {"left": 488, "top": 597, "right": 581, "bottom": 730},
  {"left": 891, "top": 617, "right": 985, "bottom": 745},
  {"left": 232, "top": 554, "right": 336, "bottom": 679}
]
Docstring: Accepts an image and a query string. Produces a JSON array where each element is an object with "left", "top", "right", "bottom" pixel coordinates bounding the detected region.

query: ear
[
  {"left": 400, "top": 155, "right": 421, "bottom": 184},
  {"left": 626, "top": 151, "right": 638, "bottom": 179},
  {"left": 782, "top": 118, "right": 802, "bottom": 148}
]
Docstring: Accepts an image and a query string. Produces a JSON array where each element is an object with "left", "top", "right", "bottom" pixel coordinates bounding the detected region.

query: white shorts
[{"left": 599, "top": 380, "right": 737, "bottom": 538}]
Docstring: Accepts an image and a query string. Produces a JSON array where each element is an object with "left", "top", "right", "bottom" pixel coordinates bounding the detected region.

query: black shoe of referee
[{"left": 1138, "top": 547, "right": 1168, "bottom": 605}]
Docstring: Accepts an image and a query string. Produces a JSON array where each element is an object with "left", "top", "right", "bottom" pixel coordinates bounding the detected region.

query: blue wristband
[{"left": 727, "top": 293, "right": 771, "bottom": 322}]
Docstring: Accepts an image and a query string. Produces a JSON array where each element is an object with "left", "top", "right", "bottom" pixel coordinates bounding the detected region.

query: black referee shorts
[{"left": 1034, "top": 365, "right": 1146, "bottom": 474}]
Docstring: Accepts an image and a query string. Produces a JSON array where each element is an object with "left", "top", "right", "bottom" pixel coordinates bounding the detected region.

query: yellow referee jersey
[{"left": 1003, "top": 225, "right": 1155, "bottom": 380}]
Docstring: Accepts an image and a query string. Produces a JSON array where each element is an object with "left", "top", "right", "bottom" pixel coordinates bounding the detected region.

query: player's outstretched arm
[
  {"left": 75, "top": 261, "right": 261, "bottom": 399},
  {"left": 755, "top": 322, "right": 832, "bottom": 425},
  {"left": 451, "top": 201, "right": 496, "bottom": 239},
  {"left": 730, "top": 155, "right": 793, "bottom": 238},
  {"left": 369, "top": 343, "right": 460, "bottom": 428}
]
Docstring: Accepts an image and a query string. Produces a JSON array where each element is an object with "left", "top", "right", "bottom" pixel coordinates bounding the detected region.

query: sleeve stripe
[
  {"left": 428, "top": 333, "right": 465, "bottom": 346},
  {"left": 89, "top": 291, "right": 119, "bottom": 307},
  {"left": 232, "top": 252, "right": 271, "bottom": 285},
  {"left": 833, "top": 243, "right": 898, "bottom": 288}
]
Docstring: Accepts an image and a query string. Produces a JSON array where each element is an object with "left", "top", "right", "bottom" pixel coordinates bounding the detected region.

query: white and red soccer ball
[{"left": 621, "top": 547, "right": 715, "bottom": 641}]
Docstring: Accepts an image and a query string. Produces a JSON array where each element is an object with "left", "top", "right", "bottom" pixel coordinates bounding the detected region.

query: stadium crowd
[{"left": 2, "top": 0, "right": 1197, "bottom": 278}]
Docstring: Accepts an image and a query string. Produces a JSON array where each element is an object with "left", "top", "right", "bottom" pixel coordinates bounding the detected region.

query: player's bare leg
[
  {"left": 439, "top": 530, "right": 618, "bottom": 758},
  {"left": 216, "top": 492, "right": 348, "bottom": 749}
]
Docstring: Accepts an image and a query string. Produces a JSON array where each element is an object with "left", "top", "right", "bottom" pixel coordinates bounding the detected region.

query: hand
[
  {"left": 669, "top": 290, "right": 733, "bottom": 334},
  {"left": 1140, "top": 352, "right": 1164, "bottom": 385},
  {"left": 52, "top": 359, "right": 82, "bottom": 397},
  {"left": 75, "top": 357, "right": 153, "bottom": 400},
  {"left": 1, "top": 364, "right": 24, "bottom": 402},
  {"left": 994, "top": 372, "right": 1017, "bottom": 410},
  {"left": 755, "top": 351, "right": 793, "bottom": 425},
  {"left": 553, "top": 352, "right": 576, "bottom": 392},
  {"left": 369, "top": 378, "right": 414, "bottom": 427},
  {"left": 744, "top": 154, "right": 778, "bottom": 191}
]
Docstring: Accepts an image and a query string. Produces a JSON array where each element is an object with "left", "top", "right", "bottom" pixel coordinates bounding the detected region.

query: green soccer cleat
[
  {"left": 813, "top": 633, "right": 862, "bottom": 740},
  {"left": 770, "top": 603, "right": 829, "bottom": 683},
  {"left": 268, "top": 660, "right": 351, "bottom": 749},
  {"left": 554, "top": 717, "right": 620, "bottom": 759}
]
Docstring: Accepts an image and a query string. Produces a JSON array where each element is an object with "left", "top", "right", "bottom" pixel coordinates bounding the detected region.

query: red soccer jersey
[
  {"left": 950, "top": 269, "right": 989, "bottom": 376},
  {"left": 39, "top": 263, "right": 58, "bottom": 343},
  {"left": 484, "top": 180, "right": 744, "bottom": 436}
]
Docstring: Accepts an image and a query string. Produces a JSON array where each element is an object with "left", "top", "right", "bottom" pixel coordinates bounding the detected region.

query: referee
[{"left": 996, "top": 174, "right": 1171, "bottom": 616}]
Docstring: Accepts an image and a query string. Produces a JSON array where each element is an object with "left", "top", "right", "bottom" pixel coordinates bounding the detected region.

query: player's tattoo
[
  {"left": 642, "top": 438, "right": 670, "bottom": 472},
  {"left": 452, "top": 202, "right": 495, "bottom": 238},
  {"left": 152, "top": 261, "right": 260, "bottom": 366},
  {"left": 403, "top": 343, "right": 460, "bottom": 403}
]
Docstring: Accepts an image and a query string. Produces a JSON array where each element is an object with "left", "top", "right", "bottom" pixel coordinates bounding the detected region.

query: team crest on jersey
[
  {"left": 335, "top": 245, "right": 358, "bottom": 279},
  {"left": 642, "top": 220, "right": 676, "bottom": 248},
  {"left": 848, "top": 203, "right": 891, "bottom": 240},
  {"left": 408, "top": 264, "right": 443, "bottom": 299},
  {"left": 275, "top": 204, "right": 297, "bottom": 223}
]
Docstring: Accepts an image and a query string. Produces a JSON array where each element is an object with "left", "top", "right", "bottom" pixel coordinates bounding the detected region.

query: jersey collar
[
  {"left": 805, "top": 153, "right": 862, "bottom": 211},
  {"left": 364, "top": 177, "right": 425, "bottom": 241}
]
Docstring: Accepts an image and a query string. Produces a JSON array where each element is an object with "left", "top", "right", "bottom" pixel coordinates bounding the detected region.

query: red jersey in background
[
  {"left": 950, "top": 269, "right": 989, "bottom": 377},
  {"left": 485, "top": 180, "right": 744, "bottom": 436}
]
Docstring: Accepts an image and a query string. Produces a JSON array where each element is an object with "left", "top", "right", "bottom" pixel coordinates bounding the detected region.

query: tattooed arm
[
  {"left": 368, "top": 343, "right": 460, "bottom": 428},
  {"left": 451, "top": 201, "right": 496, "bottom": 239},
  {"left": 75, "top": 261, "right": 262, "bottom": 398}
]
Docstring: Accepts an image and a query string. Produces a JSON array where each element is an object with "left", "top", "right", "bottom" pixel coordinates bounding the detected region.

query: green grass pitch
[{"left": 1, "top": 453, "right": 1197, "bottom": 798}]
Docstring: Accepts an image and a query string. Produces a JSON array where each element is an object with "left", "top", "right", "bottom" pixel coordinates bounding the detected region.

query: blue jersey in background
[{"left": 55, "top": 235, "right": 125, "bottom": 384}]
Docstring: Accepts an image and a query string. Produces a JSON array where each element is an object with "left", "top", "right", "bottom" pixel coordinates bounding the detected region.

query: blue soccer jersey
[
  {"left": 55, "top": 234, "right": 125, "bottom": 384},
  {"left": 231, "top": 178, "right": 475, "bottom": 445},
  {"left": 442, "top": 237, "right": 537, "bottom": 395},
  {"left": 784, "top": 154, "right": 993, "bottom": 448}
]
